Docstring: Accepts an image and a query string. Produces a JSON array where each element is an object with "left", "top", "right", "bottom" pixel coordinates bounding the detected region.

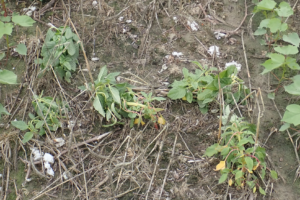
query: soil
[{"left": 1, "top": 0, "right": 300, "bottom": 200}]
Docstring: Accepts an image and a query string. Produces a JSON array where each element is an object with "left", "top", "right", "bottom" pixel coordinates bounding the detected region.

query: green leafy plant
[
  {"left": 11, "top": 94, "right": 68, "bottom": 143},
  {"left": 39, "top": 26, "right": 80, "bottom": 82},
  {"left": 205, "top": 106, "right": 277, "bottom": 194},
  {"left": 167, "top": 61, "right": 249, "bottom": 113},
  {"left": 91, "top": 66, "right": 166, "bottom": 127}
]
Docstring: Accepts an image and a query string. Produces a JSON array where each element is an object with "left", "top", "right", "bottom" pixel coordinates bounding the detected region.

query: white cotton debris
[
  {"left": 225, "top": 61, "right": 242, "bottom": 72},
  {"left": 54, "top": 137, "right": 65, "bottom": 147},
  {"left": 126, "top": 20, "right": 132, "bottom": 23},
  {"left": 118, "top": 16, "right": 124, "bottom": 21},
  {"left": 207, "top": 46, "right": 220, "bottom": 57},
  {"left": 172, "top": 52, "right": 183, "bottom": 57},
  {"left": 0, "top": 174, "right": 2, "bottom": 178},
  {"left": 44, "top": 162, "right": 55, "bottom": 176},
  {"left": 173, "top": 16, "right": 178, "bottom": 23},
  {"left": 91, "top": 57, "right": 100, "bottom": 62},
  {"left": 187, "top": 21, "right": 199, "bottom": 31},
  {"left": 26, "top": 178, "right": 32, "bottom": 182},
  {"left": 92, "top": 1, "right": 98, "bottom": 7},
  {"left": 47, "top": 23, "right": 57, "bottom": 29},
  {"left": 31, "top": 147, "right": 43, "bottom": 161},
  {"left": 23, "top": 6, "right": 36, "bottom": 16},
  {"left": 214, "top": 32, "right": 226, "bottom": 40},
  {"left": 158, "top": 64, "right": 168, "bottom": 73},
  {"left": 43, "top": 153, "right": 54, "bottom": 164},
  {"left": 63, "top": 172, "right": 69, "bottom": 180}
]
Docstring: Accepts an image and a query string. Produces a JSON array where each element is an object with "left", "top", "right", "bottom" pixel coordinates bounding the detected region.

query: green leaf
[
  {"left": 285, "top": 57, "right": 300, "bottom": 70},
  {"left": 282, "top": 104, "right": 300, "bottom": 126},
  {"left": 22, "top": 132, "right": 33, "bottom": 143},
  {"left": 35, "top": 120, "right": 44, "bottom": 129},
  {"left": 11, "top": 121, "right": 28, "bottom": 130},
  {"left": 280, "top": 23, "right": 288, "bottom": 32},
  {"left": 109, "top": 86, "right": 121, "bottom": 104},
  {"left": 261, "top": 53, "right": 285, "bottom": 74},
  {"left": 0, "top": 52, "right": 5, "bottom": 61},
  {"left": 197, "top": 89, "right": 213, "bottom": 101},
  {"left": 270, "top": 170, "right": 278, "bottom": 179},
  {"left": 283, "top": 32, "right": 300, "bottom": 47},
  {"left": 219, "top": 173, "right": 228, "bottom": 184},
  {"left": 0, "top": 70, "right": 18, "bottom": 84},
  {"left": 184, "top": 90, "right": 192, "bottom": 103},
  {"left": 97, "top": 66, "right": 108, "bottom": 83},
  {"left": 235, "top": 170, "right": 243, "bottom": 180},
  {"left": 237, "top": 137, "right": 255, "bottom": 146},
  {"left": 267, "top": 92, "right": 275, "bottom": 100},
  {"left": 65, "top": 27, "right": 73, "bottom": 39},
  {"left": 12, "top": 15, "right": 35, "bottom": 27},
  {"left": 0, "top": 21, "right": 13, "bottom": 38},
  {"left": 284, "top": 75, "right": 300, "bottom": 95},
  {"left": 279, "top": 123, "right": 290, "bottom": 131},
  {"left": 167, "top": 87, "right": 186, "bottom": 99},
  {"left": 257, "top": 0, "right": 276, "bottom": 10},
  {"left": 274, "top": 45, "right": 298, "bottom": 55},
  {"left": 205, "top": 143, "right": 220, "bottom": 157},
  {"left": 245, "top": 157, "right": 253, "bottom": 171},
  {"left": 0, "top": 103, "right": 10, "bottom": 119},
  {"left": 254, "top": 27, "right": 266, "bottom": 35},
  {"left": 93, "top": 95, "right": 105, "bottom": 117},
  {"left": 67, "top": 41, "right": 76, "bottom": 56},
  {"left": 111, "top": 102, "right": 122, "bottom": 119},
  {"left": 0, "top": 16, "right": 11, "bottom": 22},
  {"left": 268, "top": 18, "right": 281, "bottom": 33},
  {"left": 275, "top": 2, "right": 293, "bottom": 17},
  {"left": 259, "top": 186, "right": 266, "bottom": 195},
  {"left": 16, "top": 43, "right": 27, "bottom": 55}
]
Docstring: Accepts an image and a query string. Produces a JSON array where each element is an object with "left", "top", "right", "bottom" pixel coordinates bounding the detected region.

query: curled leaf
[{"left": 215, "top": 161, "right": 225, "bottom": 171}]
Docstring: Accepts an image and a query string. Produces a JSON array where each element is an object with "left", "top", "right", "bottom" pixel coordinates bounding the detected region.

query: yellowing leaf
[
  {"left": 134, "top": 118, "right": 139, "bottom": 124},
  {"left": 182, "top": 96, "right": 187, "bottom": 100},
  {"left": 253, "top": 186, "right": 256, "bottom": 193},
  {"left": 157, "top": 116, "right": 166, "bottom": 125},
  {"left": 253, "top": 163, "right": 259, "bottom": 171},
  {"left": 247, "top": 168, "right": 253, "bottom": 174},
  {"left": 228, "top": 179, "right": 233, "bottom": 186},
  {"left": 134, "top": 118, "right": 145, "bottom": 126},
  {"left": 241, "top": 182, "right": 244, "bottom": 188},
  {"left": 215, "top": 161, "right": 225, "bottom": 171}
]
